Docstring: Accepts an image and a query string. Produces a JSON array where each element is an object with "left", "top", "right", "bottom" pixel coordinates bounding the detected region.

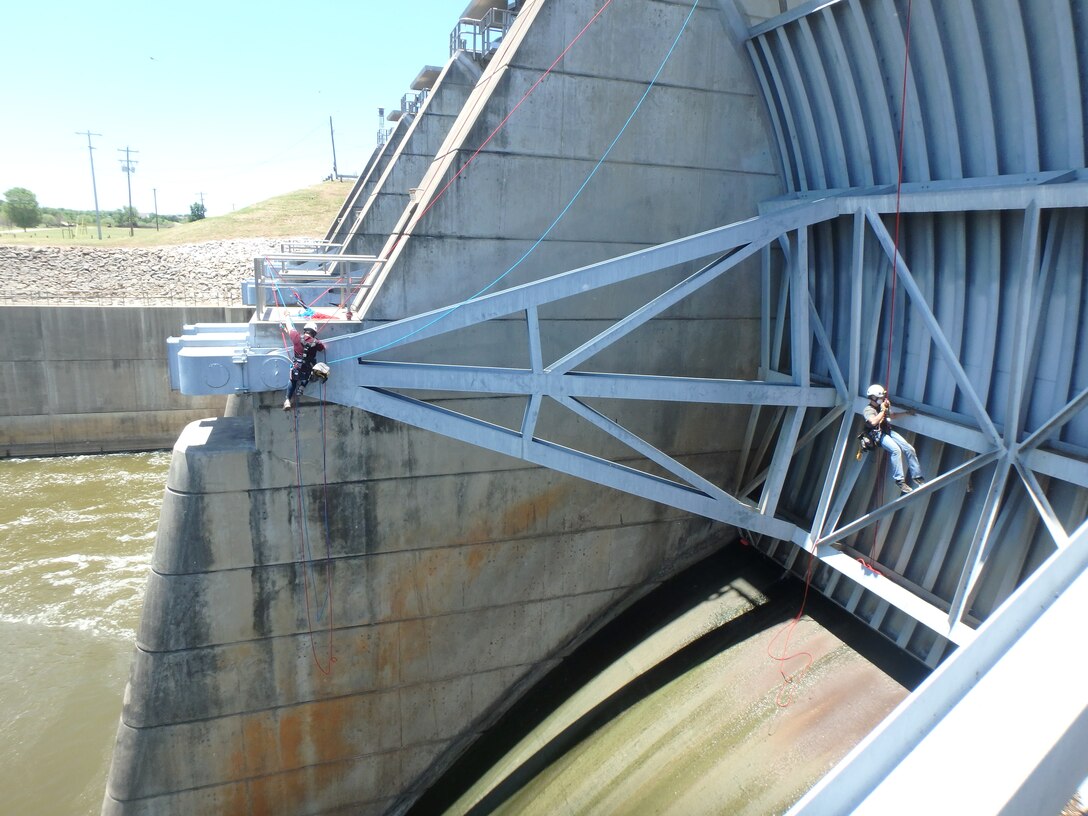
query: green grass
[{"left": 0, "top": 181, "right": 351, "bottom": 247}]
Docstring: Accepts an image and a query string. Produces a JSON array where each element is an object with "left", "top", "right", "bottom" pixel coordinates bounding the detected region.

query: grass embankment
[{"left": 0, "top": 181, "right": 350, "bottom": 247}]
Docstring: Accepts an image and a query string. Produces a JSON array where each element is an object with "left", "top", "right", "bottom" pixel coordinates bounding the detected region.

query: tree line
[{"left": 1, "top": 187, "right": 207, "bottom": 231}]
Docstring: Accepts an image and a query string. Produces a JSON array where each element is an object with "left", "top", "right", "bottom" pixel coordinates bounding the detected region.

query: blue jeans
[
  {"left": 286, "top": 364, "right": 312, "bottom": 400},
  {"left": 880, "top": 430, "right": 922, "bottom": 484}
]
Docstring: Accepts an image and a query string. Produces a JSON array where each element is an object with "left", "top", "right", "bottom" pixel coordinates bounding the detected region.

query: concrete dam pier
[{"left": 106, "top": 1, "right": 1088, "bottom": 814}]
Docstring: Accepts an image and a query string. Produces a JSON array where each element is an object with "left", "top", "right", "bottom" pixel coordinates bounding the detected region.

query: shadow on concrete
[{"left": 409, "top": 541, "right": 931, "bottom": 815}]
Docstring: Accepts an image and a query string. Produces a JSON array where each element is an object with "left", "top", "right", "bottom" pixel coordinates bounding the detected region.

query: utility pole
[
  {"left": 153, "top": 188, "right": 159, "bottom": 231},
  {"left": 118, "top": 146, "right": 139, "bottom": 236},
  {"left": 76, "top": 130, "right": 103, "bottom": 240},
  {"left": 329, "top": 115, "right": 339, "bottom": 180}
]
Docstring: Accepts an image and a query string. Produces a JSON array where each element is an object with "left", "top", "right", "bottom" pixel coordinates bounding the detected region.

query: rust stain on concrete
[
  {"left": 306, "top": 697, "right": 354, "bottom": 763},
  {"left": 277, "top": 709, "right": 305, "bottom": 769},
  {"left": 454, "top": 484, "right": 571, "bottom": 547}
]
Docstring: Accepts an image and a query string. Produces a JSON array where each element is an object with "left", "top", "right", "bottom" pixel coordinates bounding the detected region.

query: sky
[{"left": 1, "top": 0, "right": 470, "bottom": 217}]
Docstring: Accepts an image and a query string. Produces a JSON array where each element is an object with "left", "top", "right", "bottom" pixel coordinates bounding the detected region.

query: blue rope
[
  {"left": 267, "top": 259, "right": 291, "bottom": 310},
  {"left": 326, "top": 0, "right": 701, "bottom": 365}
]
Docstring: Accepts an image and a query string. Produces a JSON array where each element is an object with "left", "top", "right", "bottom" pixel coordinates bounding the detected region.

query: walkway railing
[
  {"left": 248, "top": 252, "right": 383, "bottom": 316},
  {"left": 450, "top": 8, "right": 517, "bottom": 58}
]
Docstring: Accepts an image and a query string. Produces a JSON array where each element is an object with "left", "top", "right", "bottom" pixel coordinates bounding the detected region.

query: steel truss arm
[
  {"left": 351, "top": 362, "right": 839, "bottom": 406},
  {"left": 345, "top": 386, "right": 801, "bottom": 543},
  {"left": 306, "top": 187, "right": 1088, "bottom": 655},
  {"left": 863, "top": 208, "right": 1002, "bottom": 446},
  {"left": 324, "top": 198, "right": 840, "bottom": 361}
]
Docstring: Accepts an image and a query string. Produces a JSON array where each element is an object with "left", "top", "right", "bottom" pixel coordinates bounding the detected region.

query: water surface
[{"left": 0, "top": 452, "right": 169, "bottom": 816}]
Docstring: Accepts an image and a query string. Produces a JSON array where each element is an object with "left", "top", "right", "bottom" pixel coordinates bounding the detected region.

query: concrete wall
[
  {"left": 361, "top": 0, "right": 780, "bottom": 320},
  {"left": 105, "top": 1, "right": 785, "bottom": 813},
  {"left": 106, "top": 396, "right": 728, "bottom": 815},
  {"left": 340, "top": 54, "right": 484, "bottom": 258},
  {"left": 0, "top": 305, "right": 250, "bottom": 457}
]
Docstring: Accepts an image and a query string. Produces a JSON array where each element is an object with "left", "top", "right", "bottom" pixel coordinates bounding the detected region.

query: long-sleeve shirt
[{"left": 288, "top": 329, "right": 325, "bottom": 368}]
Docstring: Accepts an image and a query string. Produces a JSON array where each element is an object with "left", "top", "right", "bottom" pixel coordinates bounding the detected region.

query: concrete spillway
[
  {"left": 411, "top": 544, "right": 928, "bottom": 815},
  {"left": 105, "top": 1, "right": 1088, "bottom": 814}
]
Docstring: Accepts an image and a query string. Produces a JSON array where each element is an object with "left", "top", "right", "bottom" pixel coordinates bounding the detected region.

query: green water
[{"left": 0, "top": 452, "right": 170, "bottom": 816}]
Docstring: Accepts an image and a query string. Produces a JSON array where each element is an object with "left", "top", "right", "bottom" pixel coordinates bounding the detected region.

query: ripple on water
[{"left": 0, "top": 451, "right": 169, "bottom": 640}]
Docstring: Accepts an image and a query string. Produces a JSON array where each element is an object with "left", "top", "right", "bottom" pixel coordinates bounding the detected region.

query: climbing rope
[
  {"left": 886, "top": 0, "right": 914, "bottom": 389},
  {"left": 868, "top": 0, "right": 915, "bottom": 547},
  {"left": 314, "top": 0, "right": 620, "bottom": 323},
  {"left": 281, "top": 321, "right": 337, "bottom": 675},
  {"left": 321, "top": 0, "right": 702, "bottom": 364},
  {"left": 766, "top": 548, "right": 817, "bottom": 708},
  {"left": 769, "top": 0, "right": 914, "bottom": 705},
  {"left": 316, "top": 382, "right": 336, "bottom": 623},
  {"left": 283, "top": 0, "right": 622, "bottom": 334},
  {"left": 414, "top": 0, "right": 622, "bottom": 228},
  {"left": 290, "top": 401, "right": 335, "bottom": 675}
]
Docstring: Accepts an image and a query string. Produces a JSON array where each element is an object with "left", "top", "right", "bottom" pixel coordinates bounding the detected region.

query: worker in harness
[
  {"left": 863, "top": 384, "right": 925, "bottom": 494},
  {"left": 282, "top": 320, "right": 327, "bottom": 410}
]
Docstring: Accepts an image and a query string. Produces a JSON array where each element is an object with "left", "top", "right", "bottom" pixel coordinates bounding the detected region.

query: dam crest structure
[{"left": 107, "top": 1, "right": 1088, "bottom": 814}]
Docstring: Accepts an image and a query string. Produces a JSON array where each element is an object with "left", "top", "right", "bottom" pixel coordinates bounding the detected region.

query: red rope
[
  {"left": 884, "top": 0, "right": 913, "bottom": 388},
  {"left": 341, "top": 0, "right": 618, "bottom": 311},
  {"left": 857, "top": 556, "right": 883, "bottom": 576},
  {"left": 770, "top": 4, "right": 914, "bottom": 697},
  {"left": 416, "top": 0, "right": 618, "bottom": 225},
  {"left": 767, "top": 549, "right": 817, "bottom": 708},
  {"left": 871, "top": 0, "right": 914, "bottom": 545},
  {"left": 292, "top": 408, "right": 335, "bottom": 676}
]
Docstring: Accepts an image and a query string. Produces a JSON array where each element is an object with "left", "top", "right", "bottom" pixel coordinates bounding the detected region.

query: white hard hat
[
  {"left": 866, "top": 384, "right": 886, "bottom": 399},
  {"left": 303, "top": 321, "right": 318, "bottom": 334}
]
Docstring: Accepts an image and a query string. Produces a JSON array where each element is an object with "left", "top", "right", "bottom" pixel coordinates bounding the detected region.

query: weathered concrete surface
[
  {"left": 434, "top": 546, "right": 925, "bottom": 815},
  {"left": 105, "top": 0, "right": 789, "bottom": 813},
  {"left": 105, "top": 397, "right": 728, "bottom": 815},
  {"left": 0, "top": 305, "right": 250, "bottom": 456},
  {"left": 329, "top": 54, "right": 484, "bottom": 257},
  {"left": 359, "top": 0, "right": 780, "bottom": 321}
]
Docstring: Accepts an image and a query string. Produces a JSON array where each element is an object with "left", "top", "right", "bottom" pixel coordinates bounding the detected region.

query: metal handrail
[
  {"left": 277, "top": 240, "right": 342, "bottom": 255},
  {"left": 400, "top": 90, "right": 428, "bottom": 116},
  {"left": 253, "top": 254, "right": 385, "bottom": 314},
  {"left": 449, "top": 8, "right": 516, "bottom": 57}
]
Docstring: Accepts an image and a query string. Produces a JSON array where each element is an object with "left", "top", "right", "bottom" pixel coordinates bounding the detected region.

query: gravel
[{"left": 0, "top": 238, "right": 317, "bottom": 305}]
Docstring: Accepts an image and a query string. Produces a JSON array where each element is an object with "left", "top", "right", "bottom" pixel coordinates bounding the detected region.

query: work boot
[
  {"left": 283, "top": 399, "right": 292, "bottom": 411},
  {"left": 896, "top": 480, "right": 913, "bottom": 494},
  {"left": 913, "top": 476, "right": 926, "bottom": 488}
]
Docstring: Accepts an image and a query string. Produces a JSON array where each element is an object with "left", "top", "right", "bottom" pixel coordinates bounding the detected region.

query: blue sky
[{"left": 1, "top": 0, "right": 467, "bottom": 216}]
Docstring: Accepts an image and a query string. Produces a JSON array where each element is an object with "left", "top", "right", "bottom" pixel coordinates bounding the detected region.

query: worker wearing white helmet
[
  {"left": 863, "top": 384, "right": 924, "bottom": 494},
  {"left": 282, "top": 319, "right": 326, "bottom": 410}
]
